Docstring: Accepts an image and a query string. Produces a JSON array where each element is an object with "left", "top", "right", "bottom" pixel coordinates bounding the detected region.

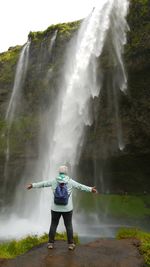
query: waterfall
[
  {"left": 30, "top": 0, "right": 129, "bottom": 235},
  {"left": 43, "top": 0, "right": 129, "bottom": 179},
  {"left": 0, "top": 0, "right": 129, "bottom": 239},
  {"left": 5, "top": 40, "right": 30, "bottom": 125},
  {"left": 109, "top": 0, "right": 129, "bottom": 150},
  {"left": 36, "top": 30, "right": 57, "bottom": 73},
  {"left": 49, "top": 30, "right": 58, "bottom": 54},
  {"left": 2, "top": 40, "right": 30, "bottom": 198}
]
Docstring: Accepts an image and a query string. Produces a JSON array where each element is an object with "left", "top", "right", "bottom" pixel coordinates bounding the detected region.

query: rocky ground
[{"left": 0, "top": 239, "right": 144, "bottom": 267}]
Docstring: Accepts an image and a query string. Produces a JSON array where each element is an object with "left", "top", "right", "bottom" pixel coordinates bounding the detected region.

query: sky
[{"left": 0, "top": 0, "right": 97, "bottom": 53}]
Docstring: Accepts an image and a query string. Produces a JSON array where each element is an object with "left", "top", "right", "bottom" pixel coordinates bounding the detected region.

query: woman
[{"left": 26, "top": 165, "right": 97, "bottom": 250}]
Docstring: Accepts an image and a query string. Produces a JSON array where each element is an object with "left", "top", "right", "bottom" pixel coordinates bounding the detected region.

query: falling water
[
  {"left": 5, "top": 40, "right": 30, "bottom": 124},
  {"left": 36, "top": 30, "right": 58, "bottom": 74},
  {"left": 44, "top": 30, "right": 58, "bottom": 84},
  {"left": 31, "top": 0, "right": 129, "bottom": 233},
  {"left": 109, "top": 0, "right": 129, "bottom": 150},
  {"left": 48, "top": 0, "right": 128, "bottom": 175},
  {"left": 49, "top": 30, "right": 58, "bottom": 54},
  {"left": 0, "top": 0, "right": 129, "bottom": 239},
  {"left": 0, "top": 32, "right": 59, "bottom": 238},
  {"left": 3, "top": 40, "right": 30, "bottom": 194},
  {"left": 49, "top": 2, "right": 117, "bottom": 173}
]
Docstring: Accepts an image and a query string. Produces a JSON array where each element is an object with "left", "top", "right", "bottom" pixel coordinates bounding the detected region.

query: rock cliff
[{"left": 0, "top": 0, "right": 149, "bottom": 206}]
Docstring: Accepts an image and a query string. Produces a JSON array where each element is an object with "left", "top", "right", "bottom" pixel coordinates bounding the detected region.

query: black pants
[{"left": 49, "top": 210, "right": 74, "bottom": 244}]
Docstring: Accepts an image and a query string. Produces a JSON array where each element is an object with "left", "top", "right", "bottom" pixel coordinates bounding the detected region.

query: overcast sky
[{"left": 0, "top": 0, "right": 97, "bottom": 53}]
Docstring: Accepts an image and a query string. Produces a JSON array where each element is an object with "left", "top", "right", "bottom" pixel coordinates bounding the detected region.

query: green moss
[
  {"left": 126, "top": 0, "right": 150, "bottom": 63},
  {"left": 117, "top": 228, "right": 150, "bottom": 266},
  {"left": 0, "top": 232, "right": 79, "bottom": 259},
  {"left": 8, "top": 115, "right": 39, "bottom": 152},
  {"left": 0, "top": 46, "right": 21, "bottom": 85},
  {"left": 0, "top": 115, "right": 39, "bottom": 156},
  {"left": 0, "top": 46, "right": 21, "bottom": 62},
  {"left": 28, "top": 20, "right": 81, "bottom": 42}
]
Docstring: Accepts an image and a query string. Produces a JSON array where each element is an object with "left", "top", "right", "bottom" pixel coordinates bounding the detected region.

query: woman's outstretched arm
[
  {"left": 71, "top": 179, "right": 98, "bottom": 193},
  {"left": 26, "top": 180, "right": 52, "bottom": 189}
]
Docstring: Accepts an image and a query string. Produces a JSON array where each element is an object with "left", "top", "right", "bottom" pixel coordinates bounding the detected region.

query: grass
[
  {"left": 77, "top": 193, "right": 150, "bottom": 219},
  {"left": 117, "top": 228, "right": 150, "bottom": 266},
  {"left": 0, "top": 232, "right": 79, "bottom": 259}
]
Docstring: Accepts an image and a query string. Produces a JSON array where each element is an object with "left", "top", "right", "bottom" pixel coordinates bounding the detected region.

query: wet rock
[{"left": 0, "top": 239, "right": 144, "bottom": 267}]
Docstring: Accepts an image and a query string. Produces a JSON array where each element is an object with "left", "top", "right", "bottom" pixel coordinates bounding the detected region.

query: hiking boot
[
  {"left": 68, "top": 243, "right": 76, "bottom": 250},
  {"left": 47, "top": 243, "right": 54, "bottom": 249}
]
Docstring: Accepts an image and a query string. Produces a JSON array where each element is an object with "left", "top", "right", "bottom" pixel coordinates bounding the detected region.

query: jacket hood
[{"left": 56, "top": 174, "right": 70, "bottom": 183}]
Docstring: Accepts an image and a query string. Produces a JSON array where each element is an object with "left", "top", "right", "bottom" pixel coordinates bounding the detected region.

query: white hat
[{"left": 59, "top": 165, "right": 68, "bottom": 174}]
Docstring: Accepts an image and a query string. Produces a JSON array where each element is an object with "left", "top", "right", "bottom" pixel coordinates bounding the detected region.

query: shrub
[{"left": 117, "top": 228, "right": 150, "bottom": 266}]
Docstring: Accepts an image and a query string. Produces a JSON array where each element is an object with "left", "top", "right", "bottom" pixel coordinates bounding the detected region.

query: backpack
[{"left": 54, "top": 183, "right": 69, "bottom": 205}]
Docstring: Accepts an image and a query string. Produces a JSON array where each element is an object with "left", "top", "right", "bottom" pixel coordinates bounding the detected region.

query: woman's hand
[
  {"left": 92, "top": 186, "right": 98, "bottom": 194},
  {"left": 26, "top": 184, "right": 33, "bottom": 190}
]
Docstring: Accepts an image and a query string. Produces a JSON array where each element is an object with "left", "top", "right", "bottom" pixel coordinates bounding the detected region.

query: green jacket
[{"left": 32, "top": 174, "right": 92, "bottom": 212}]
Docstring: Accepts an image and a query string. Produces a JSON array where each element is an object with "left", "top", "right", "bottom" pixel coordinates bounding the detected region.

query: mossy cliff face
[
  {"left": 78, "top": 0, "right": 150, "bottom": 193},
  {"left": 0, "top": 21, "right": 81, "bottom": 204},
  {"left": 0, "top": 0, "right": 149, "bottom": 204}
]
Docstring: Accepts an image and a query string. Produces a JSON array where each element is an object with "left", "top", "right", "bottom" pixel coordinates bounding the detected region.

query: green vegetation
[
  {"left": 0, "top": 46, "right": 21, "bottom": 62},
  {"left": 0, "top": 46, "right": 21, "bottom": 84},
  {"left": 28, "top": 20, "right": 81, "bottom": 41},
  {"left": 0, "top": 232, "right": 79, "bottom": 259},
  {"left": 117, "top": 228, "right": 150, "bottom": 266},
  {"left": 0, "top": 115, "right": 39, "bottom": 156},
  {"left": 77, "top": 193, "right": 150, "bottom": 219},
  {"left": 125, "top": 0, "right": 150, "bottom": 63}
]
